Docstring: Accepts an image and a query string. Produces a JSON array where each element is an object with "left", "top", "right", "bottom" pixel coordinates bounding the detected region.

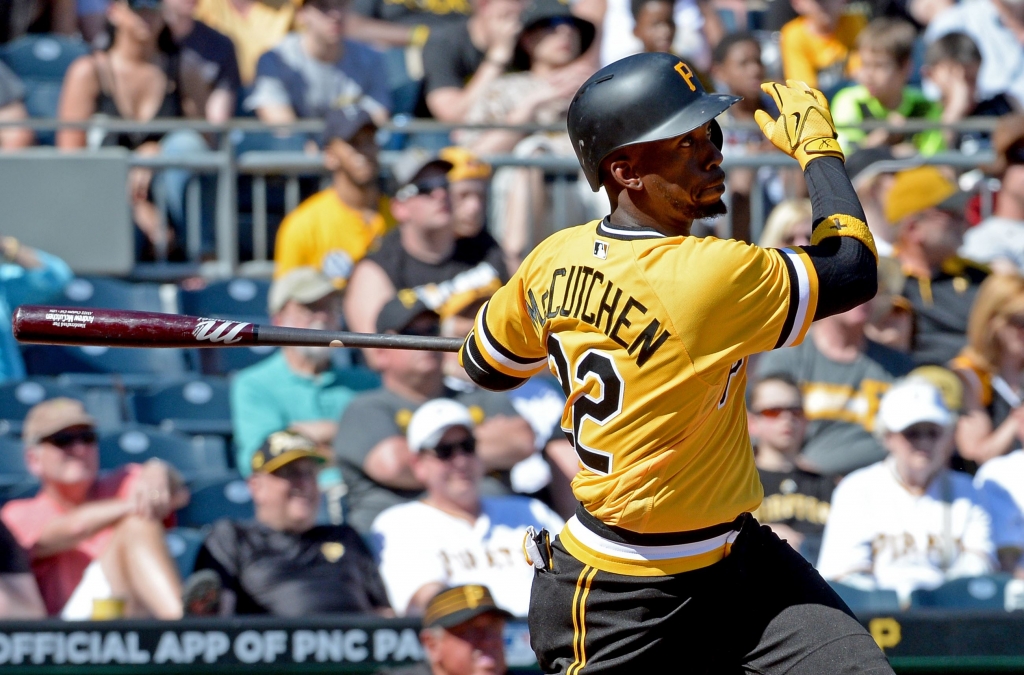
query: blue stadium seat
[
  {"left": 827, "top": 582, "right": 901, "bottom": 614},
  {"left": 131, "top": 377, "right": 232, "bottom": 436},
  {"left": 165, "top": 527, "right": 206, "bottom": 577},
  {"left": 0, "top": 434, "right": 30, "bottom": 483},
  {"left": 909, "top": 575, "right": 1012, "bottom": 610},
  {"left": 98, "top": 425, "right": 229, "bottom": 481},
  {"left": 59, "top": 277, "right": 166, "bottom": 312},
  {"left": 21, "top": 344, "right": 195, "bottom": 388},
  {"left": 198, "top": 343, "right": 276, "bottom": 376},
  {"left": 0, "top": 35, "right": 89, "bottom": 145},
  {"left": 0, "top": 379, "right": 87, "bottom": 436},
  {"left": 179, "top": 279, "right": 270, "bottom": 320},
  {"left": 0, "top": 434, "right": 38, "bottom": 505},
  {"left": 176, "top": 473, "right": 254, "bottom": 528}
]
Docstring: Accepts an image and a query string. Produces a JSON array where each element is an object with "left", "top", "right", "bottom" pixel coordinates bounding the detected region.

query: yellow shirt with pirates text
[{"left": 463, "top": 220, "right": 820, "bottom": 535}]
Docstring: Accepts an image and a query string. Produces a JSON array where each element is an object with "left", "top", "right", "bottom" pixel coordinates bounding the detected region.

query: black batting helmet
[{"left": 568, "top": 52, "right": 741, "bottom": 191}]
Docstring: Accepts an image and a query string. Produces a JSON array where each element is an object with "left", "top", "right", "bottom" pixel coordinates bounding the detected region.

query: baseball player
[{"left": 458, "top": 52, "right": 893, "bottom": 673}]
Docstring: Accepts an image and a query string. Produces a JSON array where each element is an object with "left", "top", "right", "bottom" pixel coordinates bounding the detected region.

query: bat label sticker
[
  {"left": 44, "top": 309, "right": 94, "bottom": 329},
  {"left": 192, "top": 318, "right": 250, "bottom": 344}
]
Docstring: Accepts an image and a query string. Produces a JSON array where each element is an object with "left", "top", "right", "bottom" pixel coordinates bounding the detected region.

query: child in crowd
[
  {"left": 923, "top": 32, "right": 1017, "bottom": 153},
  {"left": 748, "top": 375, "right": 835, "bottom": 563},
  {"left": 780, "top": 0, "right": 866, "bottom": 94},
  {"left": 832, "top": 18, "right": 943, "bottom": 154},
  {"left": 712, "top": 32, "right": 784, "bottom": 242},
  {"left": 632, "top": 0, "right": 675, "bottom": 54}
]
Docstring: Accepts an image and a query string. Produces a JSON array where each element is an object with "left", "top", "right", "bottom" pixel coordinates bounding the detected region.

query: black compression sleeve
[{"left": 799, "top": 157, "right": 878, "bottom": 319}]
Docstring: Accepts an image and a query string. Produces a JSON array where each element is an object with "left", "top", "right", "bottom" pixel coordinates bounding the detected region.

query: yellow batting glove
[{"left": 754, "top": 80, "right": 844, "bottom": 170}]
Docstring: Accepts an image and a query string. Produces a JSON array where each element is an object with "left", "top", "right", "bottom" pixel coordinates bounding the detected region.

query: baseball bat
[{"left": 12, "top": 306, "right": 465, "bottom": 353}]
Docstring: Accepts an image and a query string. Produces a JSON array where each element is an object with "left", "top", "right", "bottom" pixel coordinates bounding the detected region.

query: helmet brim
[{"left": 587, "top": 93, "right": 742, "bottom": 190}]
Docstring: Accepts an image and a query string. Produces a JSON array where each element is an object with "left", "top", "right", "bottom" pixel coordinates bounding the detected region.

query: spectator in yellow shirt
[
  {"left": 194, "top": 0, "right": 298, "bottom": 85},
  {"left": 780, "top": 0, "right": 865, "bottom": 94},
  {"left": 274, "top": 107, "right": 390, "bottom": 288}
]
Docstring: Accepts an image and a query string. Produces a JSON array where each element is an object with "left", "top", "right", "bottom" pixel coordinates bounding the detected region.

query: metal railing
[{"left": 0, "top": 117, "right": 1003, "bottom": 277}]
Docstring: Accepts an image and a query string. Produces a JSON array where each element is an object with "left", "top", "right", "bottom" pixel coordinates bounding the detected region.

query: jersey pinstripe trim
[
  {"left": 595, "top": 220, "right": 667, "bottom": 240},
  {"left": 474, "top": 301, "right": 548, "bottom": 374},
  {"left": 462, "top": 331, "right": 528, "bottom": 390},
  {"left": 559, "top": 517, "right": 741, "bottom": 577},
  {"left": 774, "top": 247, "right": 818, "bottom": 349}
]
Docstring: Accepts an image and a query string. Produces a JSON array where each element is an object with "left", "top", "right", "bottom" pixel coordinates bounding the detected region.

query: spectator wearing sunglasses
[
  {"left": 335, "top": 297, "right": 535, "bottom": 534},
  {"left": 748, "top": 375, "right": 834, "bottom": 563},
  {"left": 0, "top": 399, "right": 189, "bottom": 619},
  {"left": 817, "top": 378, "right": 996, "bottom": 603},
  {"left": 344, "top": 149, "right": 506, "bottom": 338},
  {"left": 231, "top": 268, "right": 380, "bottom": 472},
  {"left": 756, "top": 289, "right": 914, "bottom": 476},
  {"left": 372, "top": 399, "right": 563, "bottom": 617},
  {"left": 191, "top": 431, "right": 392, "bottom": 616}
]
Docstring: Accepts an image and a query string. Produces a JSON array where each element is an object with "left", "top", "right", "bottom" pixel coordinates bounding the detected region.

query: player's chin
[{"left": 688, "top": 198, "right": 728, "bottom": 220}]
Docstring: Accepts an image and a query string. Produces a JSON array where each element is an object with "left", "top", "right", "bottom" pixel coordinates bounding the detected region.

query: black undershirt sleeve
[{"left": 798, "top": 157, "right": 878, "bottom": 320}]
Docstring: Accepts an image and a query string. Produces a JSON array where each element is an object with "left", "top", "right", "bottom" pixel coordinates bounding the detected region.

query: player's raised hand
[{"left": 754, "top": 80, "right": 845, "bottom": 170}]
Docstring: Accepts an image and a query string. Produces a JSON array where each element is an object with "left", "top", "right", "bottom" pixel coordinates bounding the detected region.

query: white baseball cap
[
  {"left": 407, "top": 399, "right": 475, "bottom": 453},
  {"left": 878, "top": 378, "right": 952, "bottom": 434}
]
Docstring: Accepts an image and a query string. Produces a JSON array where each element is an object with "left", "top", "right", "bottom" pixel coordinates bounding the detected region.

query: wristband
[
  {"left": 410, "top": 24, "right": 430, "bottom": 48},
  {"left": 811, "top": 214, "right": 878, "bottom": 261}
]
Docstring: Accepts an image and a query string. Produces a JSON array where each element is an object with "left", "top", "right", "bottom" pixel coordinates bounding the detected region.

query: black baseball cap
[
  {"left": 324, "top": 107, "right": 376, "bottom": 144},
  {"left": 514, "top": 0, "right": 595, "bottom": 71},
  {"left": 250, "top": 430, "right": 326, "bottom": 475},
  {"left": 126, "top": 0, "right": 162, "bottom": 9},
  {"left": 376, "top": 295, "right": 439, "bottom": 334},
  {"left": 422, "top": 585, "right": 514, "bottom": 629}
]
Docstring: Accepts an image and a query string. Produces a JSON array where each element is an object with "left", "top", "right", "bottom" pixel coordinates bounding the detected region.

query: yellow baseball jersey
[
  {"left": 462, "top": 220, "right": 819, "bottom": 541},
  {"left": 195, "top": 0, "right": 298, "bottom": 84},
  {"left": 274, "top": 190, "right": 392, "bottom": 289}
]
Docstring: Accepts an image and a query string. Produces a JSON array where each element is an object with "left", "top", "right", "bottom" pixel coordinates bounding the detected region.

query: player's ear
[
  {"left": 606, "top": 158, "right": 643, "bottom": 192},
  {"left": 24, "top": 445, "right": 42, "bottom": 478}
]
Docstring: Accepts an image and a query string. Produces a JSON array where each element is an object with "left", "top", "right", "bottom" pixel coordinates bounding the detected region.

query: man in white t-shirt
[
  {"left": 371, "top": 399, "right": 564, "bottom": 617},
  {"left": 817, "top": 378, "right": 996, "bottom": 603}
]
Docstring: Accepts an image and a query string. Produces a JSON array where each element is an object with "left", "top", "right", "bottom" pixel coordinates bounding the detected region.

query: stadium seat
[
  {"left": 98, "top": 425, "right": 229, "bottom": 481},
  {"left": 176, "top": 473, "right": 254, "bottom": 528},
  {"left": 179, "top": 279, "right": 271, "bottom": 320},
  {"left": 827, "top": 582, "right": 901, "bottom": 614},
  {"left": 0, "top": 35, "right": 89, "bottom": 145},
  {"left": 59, "top": 276, "right": 167, "bottom": 312},
  {"left": 909, "top": 575, "right": 1013, "bottom": 610},
  {"left": 198, "top": 344, "right": 276, "bottom": 376},
  {"left": 21, "top": 344, "right": 195, "bottom": 388},
  {"left": 130, "top": 377, "right": 232, "bottom": 436},
  {"left": 165, "top": 527, "right": 206, "bottom": 578},
  {"left": 0, "top": 434, "right": 30, "bottom": 483},
  {"left": 0, "top": 378, "right": 87, "bottom": 436}
]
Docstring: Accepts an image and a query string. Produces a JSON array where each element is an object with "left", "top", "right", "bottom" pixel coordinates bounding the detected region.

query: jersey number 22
[{"left": 547, "top": 334, "right": 623, "bottom": 475}]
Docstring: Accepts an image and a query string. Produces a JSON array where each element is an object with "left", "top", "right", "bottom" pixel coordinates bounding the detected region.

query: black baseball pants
[{"left": 529, "top": 514, "right": 894, "bottom": 674}]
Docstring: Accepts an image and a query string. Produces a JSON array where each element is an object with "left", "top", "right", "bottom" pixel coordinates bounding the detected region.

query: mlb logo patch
[{"left": 593, "top": 241, "right": 608, "bottom": 259}]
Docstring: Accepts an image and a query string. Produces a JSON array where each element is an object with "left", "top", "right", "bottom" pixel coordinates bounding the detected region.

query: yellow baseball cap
[
  {"left": 884, "top": 166, "right": 970, "bottom": 224},
  {"left": 440, "top": 147, "right": 491, "bottom": 182}
]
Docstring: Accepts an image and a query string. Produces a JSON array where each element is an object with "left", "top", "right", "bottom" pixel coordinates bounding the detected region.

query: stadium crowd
[{"left": 1, "top": 0, "right": 1024, "bottom": 669}]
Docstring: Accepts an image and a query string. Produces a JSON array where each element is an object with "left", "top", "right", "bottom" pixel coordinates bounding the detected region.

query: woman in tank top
[
  {"left": 57, "top": 0, "right": 182, "bottom": 258},
  {"left": 951, "top": 273, "right": 1024, "bottom": 466}
]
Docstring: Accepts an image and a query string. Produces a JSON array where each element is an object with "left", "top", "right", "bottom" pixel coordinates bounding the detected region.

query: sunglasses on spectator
[
  {"left": 899, "top": 426, "right": 944, "bottom": 443},
  {"left": 426, "top": 436, "right": 476, "bottom": 461},
  {"left": 42, "top": 428, "right": 98, "bottom": 449},
  {"left": 541, "top": 16, "right": 577, "bottom": 29},
  {"left": 396, "top": 175, "right": 449, "bottom": 201},
  {"left": 753, "top": 406, "right": 804, "bottom": 418}
]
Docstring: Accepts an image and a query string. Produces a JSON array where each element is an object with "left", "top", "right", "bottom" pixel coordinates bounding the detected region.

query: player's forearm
[{"left": 801, "top": 157, "right": 878, "bottom": 319}]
